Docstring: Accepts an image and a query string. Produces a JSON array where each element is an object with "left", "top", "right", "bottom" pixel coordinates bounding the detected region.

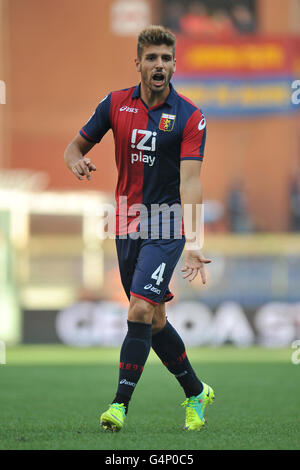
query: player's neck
[{"left": 140, "top": 82, "right": 170, "bottom": 108}]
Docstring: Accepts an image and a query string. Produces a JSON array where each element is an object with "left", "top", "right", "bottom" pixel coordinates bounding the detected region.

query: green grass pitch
[{"left": 0, "top": 345, "right": 299, "bottom": 450}]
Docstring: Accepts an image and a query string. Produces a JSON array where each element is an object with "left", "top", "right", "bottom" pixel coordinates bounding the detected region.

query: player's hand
[
  {"left": 181, "top": 250, "right": 211, "bottom": 284},
  {"left": 71, "top": 157, "right": 97, "bottom": 181}
]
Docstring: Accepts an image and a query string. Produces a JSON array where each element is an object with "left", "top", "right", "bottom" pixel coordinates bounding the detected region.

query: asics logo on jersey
[
  {"left": 130, "top": 129, "right": 157, "bottom": 167},
  {"left": 198, "top": 117, "right": 206, "bottom": 131},
  {"left": 120, "top": 105, "right": 138, "bottom": 113}
]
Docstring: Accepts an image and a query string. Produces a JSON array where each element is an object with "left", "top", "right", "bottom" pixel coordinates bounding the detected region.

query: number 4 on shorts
[{"left": 151, "top": 262, "right": 166, "bottom": 286}]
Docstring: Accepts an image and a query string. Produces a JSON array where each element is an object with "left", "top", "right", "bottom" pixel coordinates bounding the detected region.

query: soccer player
[{"left": 64, "top": 25, "right": 214, "bottom": 432}]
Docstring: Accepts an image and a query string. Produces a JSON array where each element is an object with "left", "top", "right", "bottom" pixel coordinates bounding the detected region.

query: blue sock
[
  {"left": 113, "top": 320, "right": 152, "bottom": 412},
  {"left": 151, "top": 320, "right": 203, "bottom": 397}
]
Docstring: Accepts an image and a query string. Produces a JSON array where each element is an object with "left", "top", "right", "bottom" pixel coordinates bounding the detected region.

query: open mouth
[{"left": 152, "top": 73, "right": 165, "bottom": 87}]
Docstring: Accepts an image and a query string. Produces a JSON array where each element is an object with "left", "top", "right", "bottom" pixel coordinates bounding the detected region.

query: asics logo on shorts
[{"left": 144, "top": 284, "right": 161, "bottom": 295}]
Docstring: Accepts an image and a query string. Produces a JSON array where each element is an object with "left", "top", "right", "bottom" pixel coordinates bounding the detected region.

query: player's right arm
[
  {"left": 64, "top": 93, "right": 112, "bottom": 180},
  {"left": 64, "top": 134, "right": 97, "bottom": 181}
]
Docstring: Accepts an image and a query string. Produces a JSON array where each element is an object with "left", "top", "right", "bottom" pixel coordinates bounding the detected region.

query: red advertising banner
[{"left": 175, "top": 36, "right": 300, "bottom": 78}]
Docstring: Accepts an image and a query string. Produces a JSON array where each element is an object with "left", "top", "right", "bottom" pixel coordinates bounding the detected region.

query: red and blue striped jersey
[{"left": 79, "top": 83, "right": 206, "bottom": 235}]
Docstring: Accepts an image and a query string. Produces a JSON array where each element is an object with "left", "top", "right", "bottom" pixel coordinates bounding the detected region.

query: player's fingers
[
  {"left": 199, "top": 264, "right": 207, "bottom": 284},
  {"left": 71, "top": 166, "right": 83, "bottom": 180},
  {"left": 182, "top": 268, "right": 193, "bottom": 279},
  {"left": 83, "top": 157, "right": 96, "bottom": 171},
  {"left": 189, "top": 268, "right": 199, "bottom": 282},
  {"left": 199, "top": 257, "right": 212, "bottom": 264},
  {"left": 74, "top": 163, "right": 85, "bottom": 175},
  {"left": 83, "top": 162, "right": 91, "bottom": 178},
  {"left": 181, "top": 266, "right": 191, "bottom": 273},
  {"left": 78, "top": 160, "right": 91, "bottom": 179}
]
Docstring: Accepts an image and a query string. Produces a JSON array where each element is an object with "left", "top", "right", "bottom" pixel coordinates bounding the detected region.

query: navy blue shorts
[{"left": 116, "top": 236, "right": 185, "bottom": 306}]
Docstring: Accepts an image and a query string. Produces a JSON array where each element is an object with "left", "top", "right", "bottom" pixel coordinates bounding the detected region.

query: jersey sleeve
[
  {"left": 79, "top": 93, "right": 112, "bottom": 143},
  {"left": 180, "top": 109, "right": 206, "bottom": 161}
]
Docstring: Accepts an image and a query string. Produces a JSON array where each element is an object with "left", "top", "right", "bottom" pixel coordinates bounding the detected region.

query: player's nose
[{"left": 154, "top": 56, "right": 164, "bottom": 69}]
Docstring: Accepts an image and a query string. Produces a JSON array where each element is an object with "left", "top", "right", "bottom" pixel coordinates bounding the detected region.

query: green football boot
[
  {"left": 181, "top": 382, "right": 215, "bottom": 431},
  {"left": 100, "top": 403, "right": 126, "bottom": 432}
]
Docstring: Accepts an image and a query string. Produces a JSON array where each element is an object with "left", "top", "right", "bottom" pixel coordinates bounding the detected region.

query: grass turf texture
[{"left": 0, "top": 346, "right": 299, "bottom": 450}]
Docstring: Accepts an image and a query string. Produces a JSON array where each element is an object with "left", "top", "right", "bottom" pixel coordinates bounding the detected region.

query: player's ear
[
  {"left": 135, "top": 58, "right": 141, "bottom": 72},
  {"left": 173, "top": 57, "right": 176, "bottom": 73}
]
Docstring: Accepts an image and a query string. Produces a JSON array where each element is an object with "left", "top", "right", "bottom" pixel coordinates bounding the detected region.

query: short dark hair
[{"left": 137, "top": 25, "right": 176, "bottom": 59}]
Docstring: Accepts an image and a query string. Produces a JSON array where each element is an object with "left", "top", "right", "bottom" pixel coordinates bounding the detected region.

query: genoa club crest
[{"left": 159, "top": 113, "right": 176, "bottom": 132}]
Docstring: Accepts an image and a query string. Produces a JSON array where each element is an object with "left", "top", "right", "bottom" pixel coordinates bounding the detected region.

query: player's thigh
[{"left": 115, "top": 236, "right": 141, "bottom": 300}]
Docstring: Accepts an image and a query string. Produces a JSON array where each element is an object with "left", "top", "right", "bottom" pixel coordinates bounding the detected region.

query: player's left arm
[
  {"left": 180, "top": 108, "right": 211, "bottom": 284},
  {"left": 180, "top": 160, "right": 211, "bottom": 283}
]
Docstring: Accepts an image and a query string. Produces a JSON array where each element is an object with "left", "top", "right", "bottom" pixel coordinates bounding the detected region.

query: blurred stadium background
[{"left": 1, "top": 0, "right": 300, "bottom": 351}]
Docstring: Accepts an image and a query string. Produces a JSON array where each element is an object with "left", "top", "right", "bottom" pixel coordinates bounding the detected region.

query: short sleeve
[
  {"left": 79, "top": 93, "right": 112, "bottom": 143},
  {"left": 180, "top": 109, "right": 206, "bottom": 161}
]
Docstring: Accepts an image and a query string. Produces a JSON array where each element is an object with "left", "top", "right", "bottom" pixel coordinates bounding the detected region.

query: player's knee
[
  {"left": 152, "top": 315, "right": 166, "bottom": 334},
  {"left": 128, "top": 297, "right": 155, "bottom": 324},
  {"left": 152, "top": 304, "right": 167, "bottom": 334}
]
